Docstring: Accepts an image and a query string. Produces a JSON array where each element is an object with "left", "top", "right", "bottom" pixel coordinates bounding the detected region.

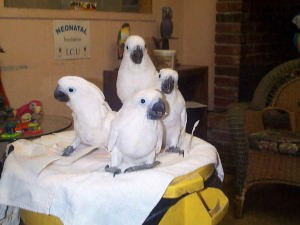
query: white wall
[{"left": 0, "top": 0, "right": 216, "bottom": 117}]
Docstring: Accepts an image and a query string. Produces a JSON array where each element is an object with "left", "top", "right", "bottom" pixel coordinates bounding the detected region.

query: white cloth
[{"left": 0, "top": 131, "right": 224, "bottom": 225}]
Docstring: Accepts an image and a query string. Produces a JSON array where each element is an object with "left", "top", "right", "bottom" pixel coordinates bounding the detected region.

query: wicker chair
[{"left": 227, "top": 58, "right": 300, "bottom": 218}]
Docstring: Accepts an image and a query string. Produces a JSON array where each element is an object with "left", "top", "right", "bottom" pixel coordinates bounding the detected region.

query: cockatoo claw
[
  {"left": 124, "top": 161, "right": 161, "bottom": 173},
  {"left": 62, "top": 146, "right": 75, "bottom": 156},
  {"left": 105, "top": 165, "right": 121, "bottom": 177},
  {"left": 166, "top": 146, "right": 184, "bottom": 157}
]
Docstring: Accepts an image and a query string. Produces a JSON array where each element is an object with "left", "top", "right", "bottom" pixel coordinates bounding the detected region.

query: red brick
[
  {"left": 214, "top": 87, "right": 239, "bottom": 98},
  {"left": 214, "top": 97, "right": 238, "bottom": 107},
  {"left": 214, "top": 105, "right": 231, "bottom": 113},
  {"left": 207, "top": 129, "right": 232, "bottom": 143},
  {"left": 207, "top": 112, "right": 228, "bottom": 130},
  {"left": 242, "top": 44, "right": 271, "bottom": 55},
  {"left": 216, "top": 23, "right": 242, "bottom": 33},
  {"left": 215, "top": 76, "right": 239, "bottom": 87},
  {"left": 207, "top": 140, "right": 233, "bottom": 154},
  {"left": 215, "top": 66, "right": 240, "bottom": 77},
  {"left": 215, "top": 45, "right": 241, "bottom": 55},
  {"left": 215, "top": 55, "right": 241, "bottom": 65},
  {"left": 215, "top": 34, "right": 244, "bottom": 44},
  {"left": 217, "top": 2, "right": 243, "bottom": 12},
  {"left": 216, "top": 13, "right": 248, "bottom": 23}
]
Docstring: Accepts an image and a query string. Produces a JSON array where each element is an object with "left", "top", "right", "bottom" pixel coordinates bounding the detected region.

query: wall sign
[{"left": 53, "top": 20, "right": 91, "bottom": 60}]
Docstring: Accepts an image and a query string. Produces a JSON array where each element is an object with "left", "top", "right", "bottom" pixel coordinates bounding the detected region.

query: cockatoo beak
[
  {"left": 130, "top": 46, "right": 143, "bottom": 64},
  {"left": 147, "top": 98, "right": 166, "bottom": 120},
  {"left": 161, "top": 76, "right": 175, "bottom": 94},
  {"left": 54, "top": 86, "right": 70, "bottom": 102}
]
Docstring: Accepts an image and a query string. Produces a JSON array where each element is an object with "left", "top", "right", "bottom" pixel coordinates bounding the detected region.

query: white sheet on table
[{"left": 0, "top": 130, "right": 224, "bottom": 225}]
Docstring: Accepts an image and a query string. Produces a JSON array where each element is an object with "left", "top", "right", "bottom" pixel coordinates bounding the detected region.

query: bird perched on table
[
  {"left": 105, "top": 89, "right": 165, "bottom": 176},
  {"left": 117, "top": 23, "right": 130, "bottom": 60},
  {"left": 54, "top": 76, "right": 115, "bottom": 156},
  {"left": 160, "top": 7, "right": 173, "bottom": 50},
  {"left": 117, "top": 35, "right": 158, "bottom": 103},
  {"left": 157, "top": 68, "right": 187, "bottom": 155},
  {"left": 13, "top": 100, "right": 42, "bottom": 121}
]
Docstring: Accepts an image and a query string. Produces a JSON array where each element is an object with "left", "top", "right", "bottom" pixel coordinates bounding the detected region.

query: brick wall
[
  {"left": 209, "top": 0, "right": 300, "bottom": 173},
  {"left": 215, "top": 0, "right": 300, "bottom": 110}
]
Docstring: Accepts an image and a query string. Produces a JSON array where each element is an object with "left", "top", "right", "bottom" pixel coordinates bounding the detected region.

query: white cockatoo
[
  {"left": 54, "top": 76, "right": 115, "bottom": 156},
  {"left": 116, "top": 35, "right": 158, "bottom": 103},
  {"left": 157, "top": 68, "right": 187, "bottom": 155},
  {"left": 105, "top": 89, "right": 165, "bottom": 175}
]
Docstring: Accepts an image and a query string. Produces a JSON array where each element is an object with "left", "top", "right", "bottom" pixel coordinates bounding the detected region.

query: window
[{"left": 4, "top": 0, "right": 152, "bottom": 13}]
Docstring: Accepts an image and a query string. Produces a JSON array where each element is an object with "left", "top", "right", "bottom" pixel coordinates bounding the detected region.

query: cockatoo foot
[
  {"left": 124, "top": 161, "right": 161, "bottom": 173},
  {"left": 105, "top": 165, "right": 121, "bottom": 177},
  {"left": 62, "top": 146, "right": 75, "bottom": 156},
  {"left": 166, "top": 146, "right": 184, "bottom": 157}
]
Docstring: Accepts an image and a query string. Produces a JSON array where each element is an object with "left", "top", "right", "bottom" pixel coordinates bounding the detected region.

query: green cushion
[{"left": 249, "top": 129, "right": 300, "bottom": 155}]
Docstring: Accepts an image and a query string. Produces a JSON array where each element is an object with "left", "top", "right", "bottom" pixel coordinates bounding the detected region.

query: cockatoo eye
[
  {"left": 126, "top": 45, "right": 129, "bottom": 50},
  {"left": 69, "top": 88, "right": 74, "bottom": 93},
  {"left": 140, "top": 99, "right": 146, "bottom": 104},
  {"left": 159, "top": 73, "right": 161, "bottom": 78}
]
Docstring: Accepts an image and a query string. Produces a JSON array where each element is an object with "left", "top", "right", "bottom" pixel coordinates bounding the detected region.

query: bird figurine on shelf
[
  {"left": 292, "top": 14, "right": 300, "bottom": 53},
  {"left": 152, "top": 7, "right": 177, "bottom": 50},
  {"left": 117, "top": 23, "right": 130, "bottom": 60},
  {"left": 160, "top": 6, "right": 173, "bottom": 50},
  {"left": 13, "top": 100, "right": 43, "bottom": 121}
]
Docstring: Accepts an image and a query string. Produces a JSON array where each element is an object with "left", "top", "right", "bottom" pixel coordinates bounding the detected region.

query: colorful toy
[
  {"left": 0, "top": 119, "right": 43, "bottom": 139},
  {"left": 13, "top": 100, "right": 42, "bottom": 121}
]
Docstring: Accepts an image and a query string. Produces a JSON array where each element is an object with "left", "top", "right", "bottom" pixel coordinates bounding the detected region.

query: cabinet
[{"left": 103, "top": 65, "right": 208, "bottom": 139}]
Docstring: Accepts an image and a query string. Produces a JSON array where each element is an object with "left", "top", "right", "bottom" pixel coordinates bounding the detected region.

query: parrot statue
[
  {"left": 160, "top": 7, "right": 173, "bottom": 50},
  {"left": 157, "top": 68, "right": 187, "bottom": 155},
  {"left": 116, "top": 35, "right": 158, "bottom": 104},
  {"left": 117, "top": 23, "right": 130, "bottom": 60},
  {"left": 292, "top": 14, "right": 300, "bottom": 53},
  {"left": 13, "top": 100, "right": 42, "bottom": 121},
  {"left": 105, "top": 89, "right": 165, "bottom": 176},
  {"left": 54, "top": 76, "right": 115, "bottom": 156}
]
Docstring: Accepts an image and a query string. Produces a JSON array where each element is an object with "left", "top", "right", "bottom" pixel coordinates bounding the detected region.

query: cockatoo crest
[
  {"left": 123, "top": 35, "right": 149, "bottom": 69},
  {"left": 117, "top": 35, "right": 157, "bottom": 103}
]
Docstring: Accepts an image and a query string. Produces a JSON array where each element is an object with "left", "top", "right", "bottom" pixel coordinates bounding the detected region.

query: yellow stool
[{"left": 20, "top": 164, "right": 228, "bottom": 225}]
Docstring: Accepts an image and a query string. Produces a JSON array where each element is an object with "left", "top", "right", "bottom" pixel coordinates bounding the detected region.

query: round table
[
  {"left": 0, "top": 115, "right": 72, "bottom": 177},
  {"left": 0, "top": 115, "right": 73, "bottom": 142}
]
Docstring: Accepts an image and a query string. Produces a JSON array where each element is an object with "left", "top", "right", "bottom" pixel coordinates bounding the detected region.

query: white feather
[
  {"left": 157, "top": 69, "right": 187, "bottom": 151},
  {"left": 57, "top": 76, "right": 115, "bottom": 150},
  {"left": 117, "top": 35, "right": 158, "bottom": 103},
  {"left": 108, "top": 89, "right": 164, "bottom": 167}
]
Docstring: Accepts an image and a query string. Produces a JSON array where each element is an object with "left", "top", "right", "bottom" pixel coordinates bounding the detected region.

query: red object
[
  {"left": 14, "top": 100, "right": 42, "bottom": 118},
  {"left": 23, "top": 129, "right": 43, "bottom": 136},
  {"left": 15, "top": 122, "right": 30, "bottom": 132}
]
